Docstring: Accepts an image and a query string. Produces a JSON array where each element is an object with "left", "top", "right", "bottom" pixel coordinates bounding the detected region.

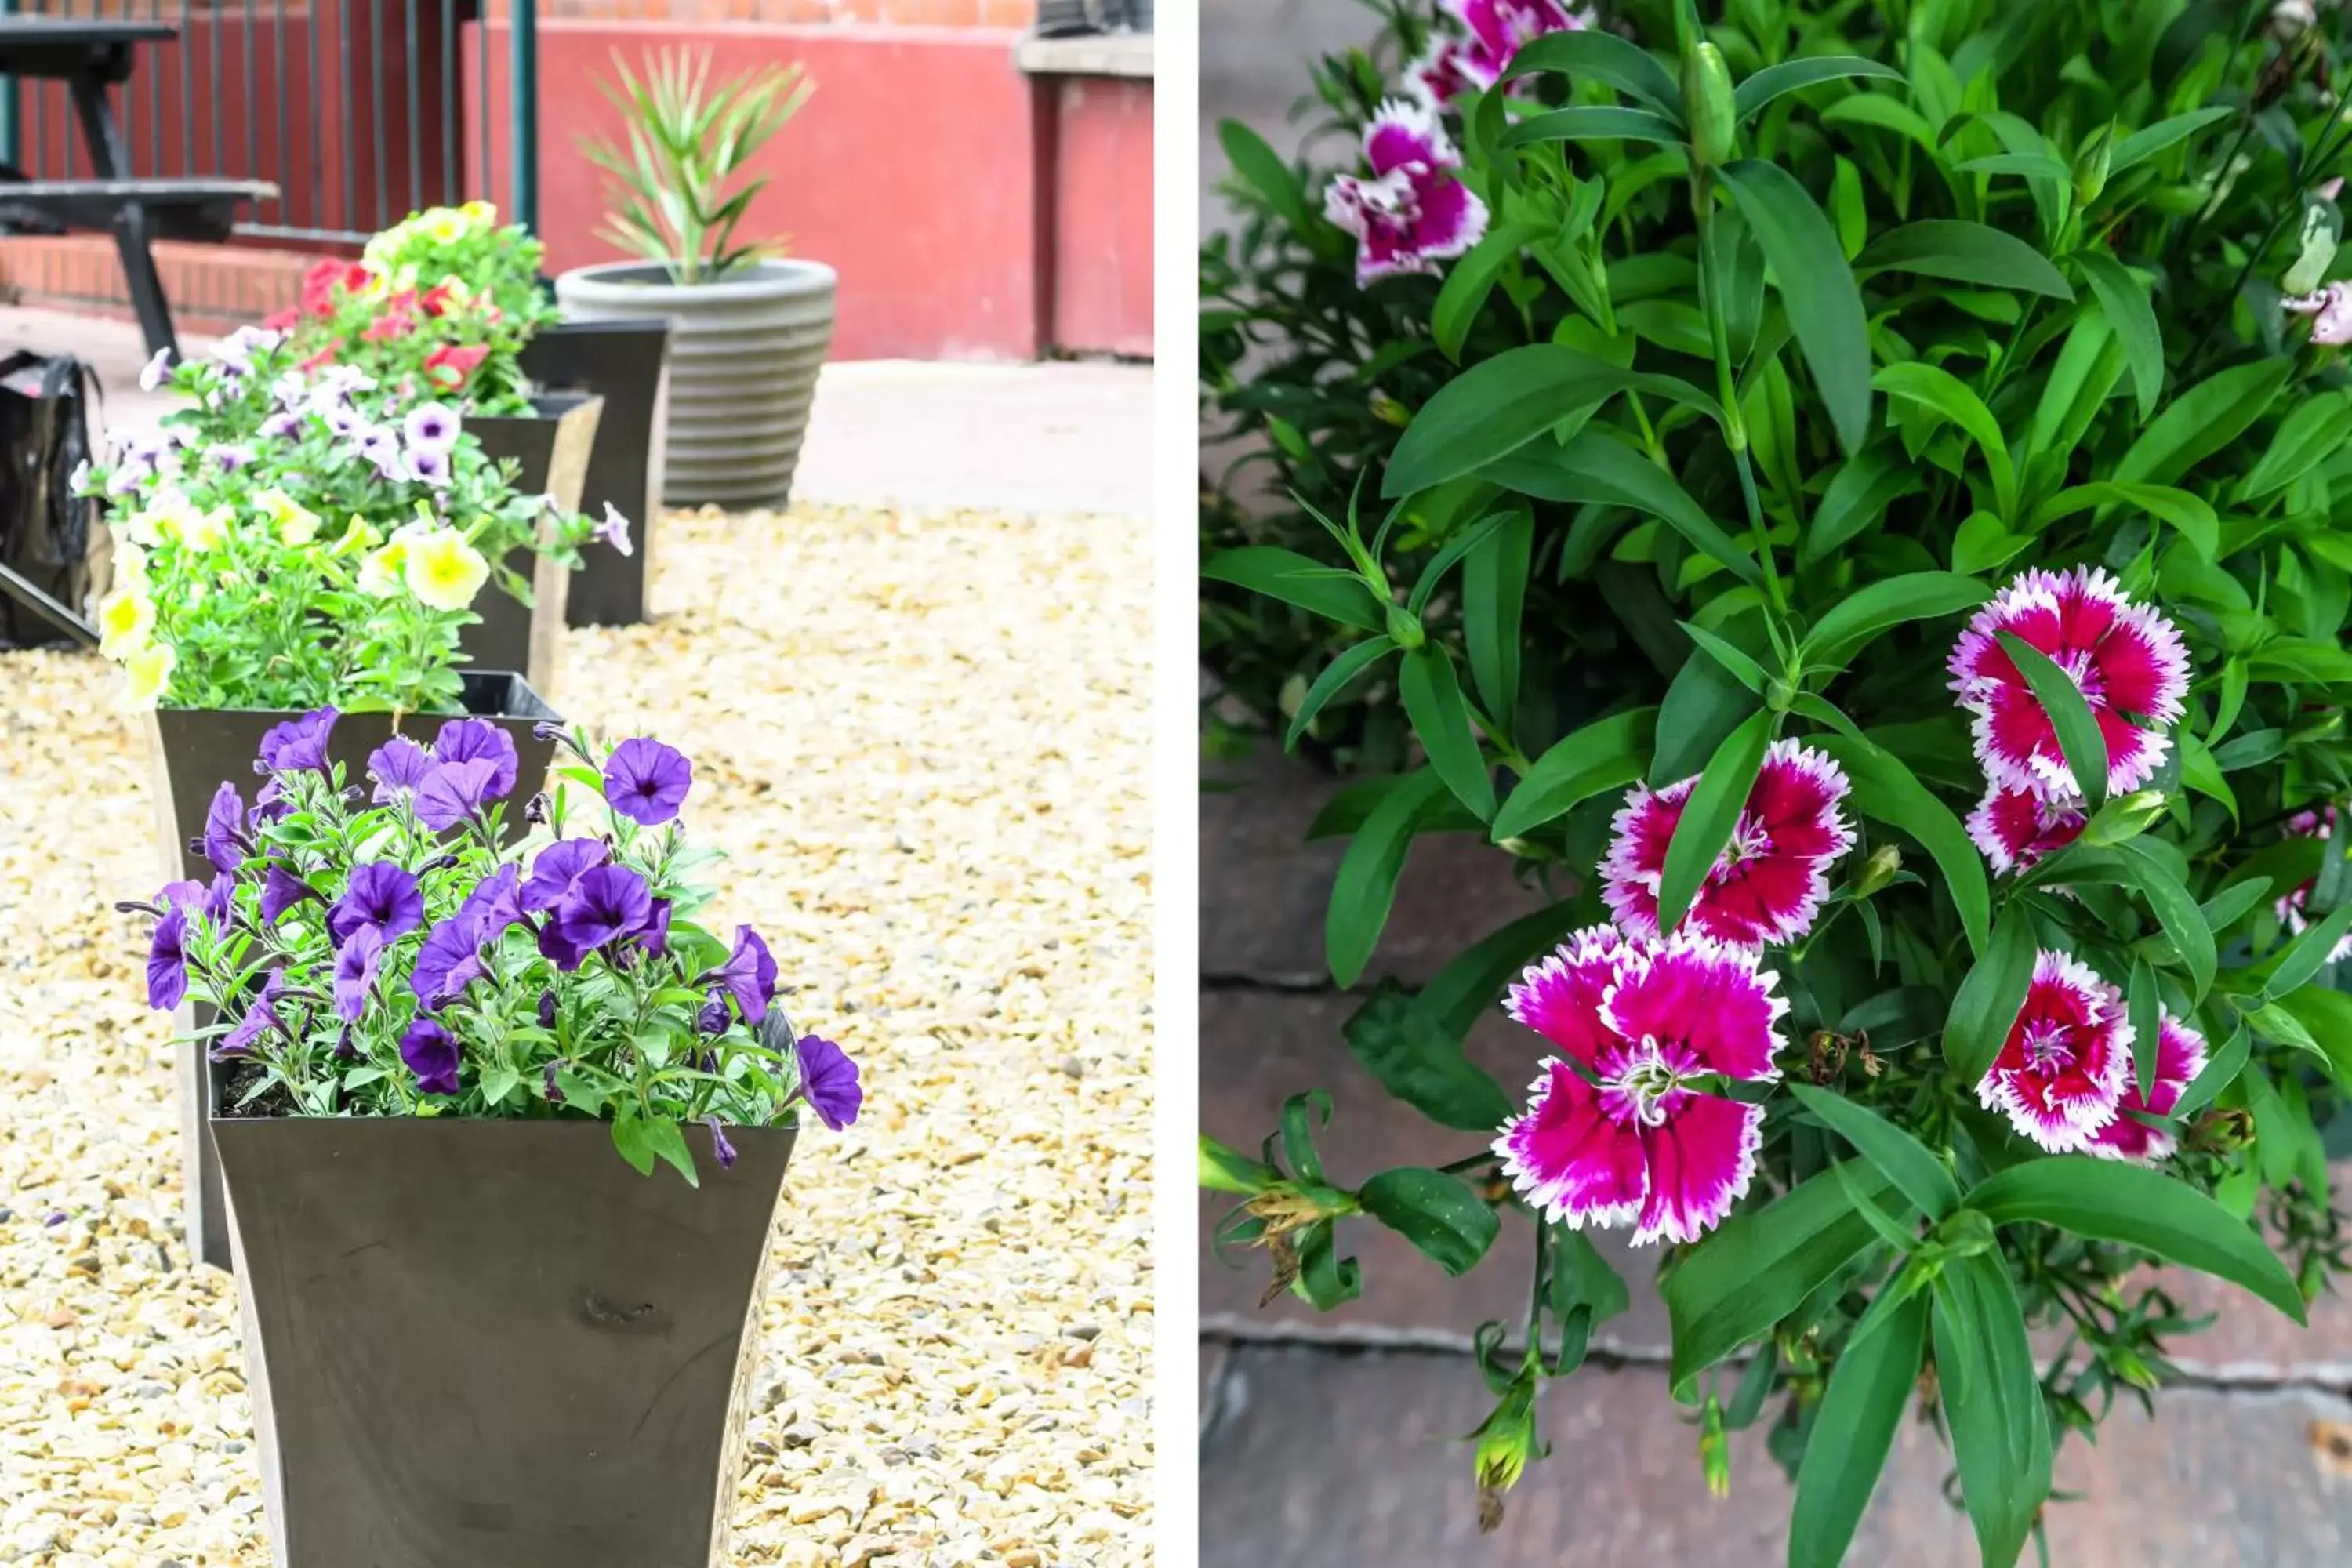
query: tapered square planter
[
  {"left": 215, "top": 1117, "right": 794, "bottom": 1567},
  {"left": 463, "top": 393, "right": 604, "bottom": 697},
  {"left": 523, "top": 321, "right": 671, "bottom": 628},
  {"left": 144, "top": 671, "right": 563, "bottom": 1270}
]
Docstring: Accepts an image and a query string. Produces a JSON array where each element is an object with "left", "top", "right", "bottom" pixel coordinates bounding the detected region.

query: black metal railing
[{"left": 0, "top": 0, "right": 537, "bottom": 245}]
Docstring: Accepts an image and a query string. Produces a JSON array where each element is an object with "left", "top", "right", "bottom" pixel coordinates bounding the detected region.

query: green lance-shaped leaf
[
  {"left": 1813, "top": 733, "right": 1991, "bottom": 957},
  {"left": 1854, "top": 219, "right": 2074, "bottom": 299},
  {"left": 1419, "top": 900, "right": 1592, "bottom": 1043},
  {"left": 1872, "top": 361, "right": 2017, "bottom": 521},
  {"left": 2114, "top": 358, "right": 2293, "bottom": 488},
  {"left": 1664, "top": 1163, "right": 1904, "bottom": 1396},
  {"left": 1432, "top": 219, "right": 1546, "bottom": 364},
  {"left": 1355, "top": 1167, "right": 1501, "bottom": 1276},
  {"left": 2074, "top": 250, "right": 2165, "bottom": 421},
  {"left": 1968, "top": 1156, "right": 2307, "bottom": 1323},
  {"left": 2266, "top": 905, "right": 2352, "bottom": 1003},
  {"left": 1203, "top": 546, "right": 1388, "bottom": 633},
  {"left": 1788, "top": 1287, "right": 1928, "bottom": 1568},
  {"left": 1326, "top": 769, "right": 1450, "bottom": 987},
  {"left": 1341, "top": 982, "right": 1516, "bottom": 1132},
  {"left": 1486, "top": 431, "right": 1760, "bottom": 586},
  {"left": 2127, "top": 957, "right": 2162, "bottom": 1102},
  {"left": 1285, "top": 638, "right": 1398, "bottom": 752},
  {"left": 1931, "top": 1252, "right": 2053, "bottom": 1568},
  {"left": 1733, "top": 54, "right": 1907, "bottom": 124},
  {"left": 1944, "top": 906, "right": 2037, "bottom": 1086},
  {"left": 1994, "top": 631, "right": 2109, "bottom": 808},
  {"left": 1218, "top": 120, "right": 1324, "bottom": 242},
  {"left": 1788, "top": 1083, "right": 1960, "bottom": 1221},
  {"left": 1384, "top": 346, "right": 1718, "bottom": 497},
  {"left": 1461, "top": 506, "right": 1533, "bottom": 731},
  {"left": 2114, "top": 837, "right": 2217, "bottom": 1003},
  {"left": 1803, "top": 572, "right": 1991, "bottom": 670},
  {"left": 1717, "top": 159, "right": 1873, "bottom": 455},
  {"left": 1653, "top": 640, "right": 1762, "bottom": 784},
  {"left": 1491, "top": 706, "right": 1657, "bottom": 842},
  {"left": 1503, "top": 106, "right": 1687, "bottom": 148},
  {"left": 2106, "top": 105, "right": 2235, "bottom": 176},
  {"left": 1399, "top": 645, "right": 1496, "bottom": 823},
  {"left": 1497, "top": 26, "right": 1686, "bottom": 122},
  {"left": 1655, "top": 709, "right": 1773, "bottom": 935}
]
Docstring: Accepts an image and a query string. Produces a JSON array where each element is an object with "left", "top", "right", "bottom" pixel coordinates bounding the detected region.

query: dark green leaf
[
  {"left": 1788, "top": 1287, "right": 1927, "bottom": 1568},
  {"left": 1287, "top": 639, "right": 1399, "bottom": 751},
  {"left": 2075, "top": 251, "right": 2165, "bottom": 421},
  {"left": 2107, "top": 105, "right": 2235, "bottom": 175},
  {"left": 2116, "top": 837, "right": 2217, "bottom": 1002},
  {"left": 610, "top": 1112, "right": 658, "bottom": 1177},
  {"left": 1463, "top": 507, "right": 1533, "bottom": 730},
  {"left": 1341, "top": 982, "right": 1517, "bottom": 1132},
  {"left": 2170, "top": 1022, "right": 2249, "bottom": 1119},
  {"left": 2115, "top": 359, "right": 2293, "bottom": 488},
  {"left": 1814, "top": 734, "right": 1991, "bottom": 956},
  {"left": 2128, "top": 958, "right": 2161, "bottom": 1102},
  {"left": 1654, "top": 635, "right": 1764, "bottom": 783},
  {"left": 1486, "top": 431, "right": 1759, "bottom": 586},
  {"left": 1504, "top": 106, "right": 1686, "bottom": 147},
  {"left": 1944, "top": 906, "right": 2037, "bottom": 1085},
  {"left": 1994, "top": 631, "right": 2110, "bottom": 808},
  {"left": 1493, "top": 706, "right": 1658, "bottom": 841},
  {"left": 2242, "top": 390, "right": 2352, "bottom": 500},
  {"left": 1203, "top": 546, "right": 1387, "bottom": 633},
  {"left": 1421, "top": 901, "right": 1593, "bottom": 1041},
  {"left": 1968, "top": 1157, "right": 2307, "bottom": 1323},
  {"left": 1294, "top": 1220, "right": 1363, "bottom": 1308},
  {"left": 1733, "top": 54, "right": 1907, "bottom": 122},
  {"left": 1664, "top": 1163, "right": 1902, "bottom": 1396},
  {"left": 1805, "top": 572, "right": 1991, "bottom": 669},
  {"left": 1386, "top": 346, "right": 1717, "bottom": 497},
  {"left": 640, "top": 1116, "right": 700, "bottom": 1188},
  {"left": 1434, "top": 220, "right": 1545, "bottom": 364},
  {"left": 1788, "top": 1083, "right": 1960, "bottom": 1221},
  {"left": 1657, "top": 710, "right": 1774, "bottom": 935},
  {"left": 1802, "top": 448, "right": 1924, "bottom": 564},
  {"left": 1500, "top": 26, "right": 1685, "bottom": 122},
  {"left": 1327, "top": 770, "right": 1450, "bottom": 986},
  {"left": 1931, "top": 1253, "right": 2052, "bottom": 1568},
  {"left": 1399, "top": 646, "right": 1495, "bottom": 822},
  {"left": 1356, "top": 1167, "right": 1502, "bottom": 1276},
  {"left": 2263, "top": 905, "right": 2352, "bottom": 1002},
  {"left": 1854, "top": 219, "right": 2074, "bottom": 299},
  {"left": 1218, "top": 119, "right": 1321, "bottom": 239},
  {"left": 1719, "top": 159, "right": 1874, "bottom": 454}
]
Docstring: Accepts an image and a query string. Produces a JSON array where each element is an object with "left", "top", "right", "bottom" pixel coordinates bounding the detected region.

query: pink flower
[
  {"left": 1965, "top": 783, "right": 2086, "bottom": 877},
  {"left": 1976, "top": 949, "right": 2132, "bottom": 1152},
  {"left": 1403, "top": 37, "right": 1479, "bottom": 107},
  {"left": 1323, "top": 100, "right": 1490, "bottom": 285},
  {"left": 2285, "top": 281, "right": 2352, "bottom": 343},
  {"left": 1600, "top": 739, "right": 1855, "bottom": 948},
  {"left": 1443, "top": 0, "right": 1591, "bottom": 89},
  {"left": 1947, "top": 566, "right": 2190, "bottom": 801},
  {"left": 1494, "top": 927, "right": 1788, "bottom": 1246},
  {"left": 2274, "top": 806, "right": 2352, "bottom": 960},
  {"left": 2089, "top": 1014, "right": 2209, "bottom": 1164}
]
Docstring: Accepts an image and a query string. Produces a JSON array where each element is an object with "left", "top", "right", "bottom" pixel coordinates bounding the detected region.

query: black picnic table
[{"left": 0, "top": 16, "right": 276, "bottom": 358}]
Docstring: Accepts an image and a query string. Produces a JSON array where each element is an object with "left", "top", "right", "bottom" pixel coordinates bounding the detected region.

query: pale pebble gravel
[{"left": 0, "top": 503, "right": 1155, "bottom": 1567}]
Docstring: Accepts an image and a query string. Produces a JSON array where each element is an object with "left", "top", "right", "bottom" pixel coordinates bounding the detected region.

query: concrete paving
[{"left": 0, "top": 305, "right": 1151, "bottom": 517}]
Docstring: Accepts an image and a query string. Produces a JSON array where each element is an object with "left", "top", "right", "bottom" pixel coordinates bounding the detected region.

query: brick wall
[{"left": 497, "top": 0, "right": 1037, "bottom": 23}]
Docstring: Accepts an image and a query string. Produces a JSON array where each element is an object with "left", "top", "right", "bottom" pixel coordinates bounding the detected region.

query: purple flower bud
[
  {"left": 260, "top": 864, "right": 319, "bottom": 924},
  {"left": 201, "top": 781, "right": 249, "bottom": 873},
  {"left": 705, "top": 1116, "right": 738, "bottom": 1170},
  {"left": 698, "top": 988, "right": 731, "bottom": 1036},
  {"left": 698, "top": 926, "right": 778, "bottom": 1025},
  {"left": 538, "top": 989, "right": 559, "bottom": 1029},
  {"left": 334, "top": 1024, "right": 358, "bottom": 1061},
  {"left": 543, "top": 1061, "right": 564, "bottom": 1103},
  {"left": 399, "top": 1018, "right": 463, "bottom": 1097}
]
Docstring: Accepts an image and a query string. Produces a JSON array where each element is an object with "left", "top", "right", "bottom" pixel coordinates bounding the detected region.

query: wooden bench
[{"left": 0, "top": 177, "right": 278, "bottom": 358}]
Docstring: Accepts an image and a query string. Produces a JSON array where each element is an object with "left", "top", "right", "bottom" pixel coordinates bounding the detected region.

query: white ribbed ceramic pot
[{"left": 553, "top": 260, "right": 835, "bottom": 510}]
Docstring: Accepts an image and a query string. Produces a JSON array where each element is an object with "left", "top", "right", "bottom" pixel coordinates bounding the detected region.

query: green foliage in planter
[
  {"left": 582, "top": 49, "right": 814, "bottom": 286},
  {"left": 1203, "top": 0, "right": 2352, "bottom": 1557}
]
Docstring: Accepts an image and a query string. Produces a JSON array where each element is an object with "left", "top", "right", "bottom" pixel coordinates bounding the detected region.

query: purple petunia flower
[
  {"left": 699, "top": 925, "right": 778, "bottom": 1025},
  {"left": 594, "top": 503, "right": 634, "bottom": 557},
  {"left": 793, "top": 1034, "right": 862, "bottom": 1131},
  {"left": 147, "top": 902, "right": 191, "bottom": 1011},
  {"left": 202, "top": 873, "right": 235, "bottom": 929},
  {"left": 603, "top": 738, "right": 693, "bottom": 826},
  {"left": 139, "top": 347, "right": 173, "bottom": 391},
  {"left": 334, "top": 925, "right": 386, "bottom": 1022},
  {"left": 410, "top": 865, "right": 522, "bottom": 1008},
  {"left": 260, "top": 863, "right": 320, "bottom": 924},
  {"left": 201, "top": 781, "right": 248, "bottom": 873},
  {"left": 705, "top": 1116, "right": 739, "bottom": 1169},
  {"left": 399, "top": 1018, "right": 463, "bottom": 1096},
  {"left": 368, "top": 735, "right": 434, "bottom": 802},
  {"left": 328, "top": 861, "right": 424, "bottom": 946},
  {"left": 258, "top": 409, "right": 302, "bottom": 442},
  {"left": 414, "top": 759, "right": 504, "bottom": 833},
  {"left": 404, "top": 403, "right": 460, "bottom": 451},
  {"left": 213, "top": 970, "right": 289, "bottom": 1061},
  {"left": 207, "top": 443, "right": 256, "bottom": 474},
  {"left": 432, "top": 719, "right": 519, "bottom": 799},
  {"left": 257, "top": 706, "right": 339, "bottom": 774},
  {"left": 539, "top": 864, "right": 654, "bottom": 971},
  {"left": 321, "top": 403, "right": 362, "bottom": 439},
  {"left": 354, "top": 426, "right": 405, "bottom": 482},
  {"left": 698, "top": 988, "right": 731, "bottom": 1036},
  {"left": 521, "top": 837, "right": 608, "bottom": 912},
  {"left": 405, "top": 445, "right": 452, "bottom": 488}
]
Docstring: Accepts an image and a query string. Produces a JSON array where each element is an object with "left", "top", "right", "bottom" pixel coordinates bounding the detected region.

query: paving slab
[
  {"left": 0, "top": 305, "right": 1150, "bottom": 517},
  {"left": 1200, "top": 1343, "right": 2352, "bottom": 1568}
]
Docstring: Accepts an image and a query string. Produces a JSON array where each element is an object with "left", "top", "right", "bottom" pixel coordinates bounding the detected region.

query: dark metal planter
[
  {"left": 463, "top": 394, "right": 604, "bottom": 697},
  {"left": 523, "top": 321, "right": 671, "bottom": 629},
  {"left": 214, "top": 1117, "right": 794, "bottom": 1568},
  {"left": 146, "top": 671, "right": 564, "bottom": 1272}
]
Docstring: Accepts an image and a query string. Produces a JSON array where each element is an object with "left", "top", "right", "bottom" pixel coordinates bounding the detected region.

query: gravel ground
[{"left": 0, "top": 503, "right": 1156, "bottom": 1567}]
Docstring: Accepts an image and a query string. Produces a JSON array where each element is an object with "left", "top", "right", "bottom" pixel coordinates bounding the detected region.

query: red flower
[
  {"left": 299, "top": 258, "right": 374, "bottom": 318},
  {"left": 419, "top": 281, "right": 459, "bottom": 318},
  {"left": 263, "top": 307, "right": 299, "bottom": 332},
  {"left": 362, "top": 289, "right": 419, "bottom": 343},
  {"left": 423, "top": 343, "right": 489, "bottom": 390},
  {"left": 300, "top": 339, "right": 343, "bottom": 373}
]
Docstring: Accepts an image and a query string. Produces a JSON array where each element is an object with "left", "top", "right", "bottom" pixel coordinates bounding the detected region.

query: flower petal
[{"left": 1494, "top": 1059, "right": 1646, "bottom": 1230}]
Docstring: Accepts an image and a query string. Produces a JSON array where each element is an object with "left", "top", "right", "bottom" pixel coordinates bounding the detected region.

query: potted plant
[
  {"left": 1202, "top": 2, "right": 2352, "bottom": 1560},
  {"left": 124, "top": 720, "right": 862, "bottom": 1564},
  {"left": 557, "top": 48, "right": 836, "bottom": 511}
]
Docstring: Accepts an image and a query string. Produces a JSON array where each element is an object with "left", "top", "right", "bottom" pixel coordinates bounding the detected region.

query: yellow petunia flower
[
  {"left": 402, "top": 528, "right": 489, "bottom": 611},
  {"left": 460, "top": 200, "right": 497, "bottom": 226},
  {"left": 421, "top": 208, "right": 468, "bottom": 247},
  {"left": 257, "top": 488, "right": 321, "bottom": 546},
  {"left": 358, "top": 538, "right": 411, "bottom": 598},
  {"left": 96, "top": 589, "right": 154, "bottom": 660},
  {"left": 332, "top": 516, "right": 378, "bottom": 557},
  {"left": 122, "top": 642, "right": 176, "bottom": 709}
]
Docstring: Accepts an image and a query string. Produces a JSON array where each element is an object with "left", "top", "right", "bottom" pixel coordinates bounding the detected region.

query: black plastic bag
[{"left": 0, "top": 349, "right": 100, "bottom": 648}]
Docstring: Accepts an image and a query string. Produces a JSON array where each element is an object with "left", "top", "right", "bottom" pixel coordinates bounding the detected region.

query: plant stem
[
  {"left": 1694, "top": 174, "right": 1788, "bottom": 612},
  {"left": 1524, "top": 1215, "right": 1551, "bottom": 1371}
]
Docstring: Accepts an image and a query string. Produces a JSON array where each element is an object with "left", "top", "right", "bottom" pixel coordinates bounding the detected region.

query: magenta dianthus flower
[{"left": 1976, "top": 949, "right": 2132, "bottom": 1152}]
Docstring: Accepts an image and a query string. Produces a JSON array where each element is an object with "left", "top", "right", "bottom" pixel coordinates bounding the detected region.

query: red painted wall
[
  {"left": 1043, "top": 73, "right": 1151, "bottom": 359},
  {"left": 468, "top": 20, "right": 1044, "bottom": 361}
]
